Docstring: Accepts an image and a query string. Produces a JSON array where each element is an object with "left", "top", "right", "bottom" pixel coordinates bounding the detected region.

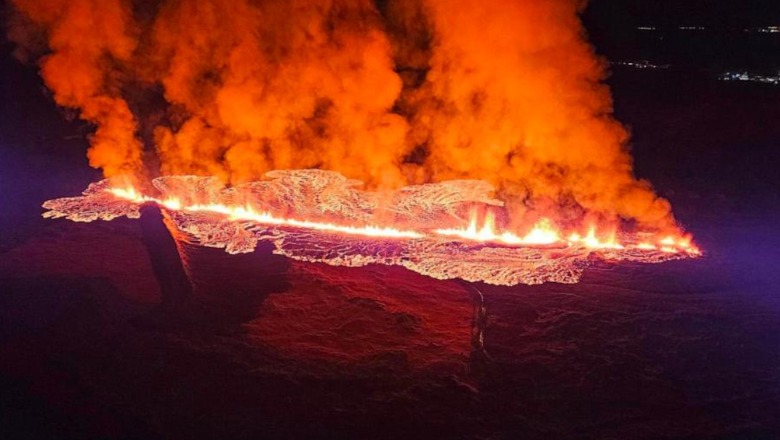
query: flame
[{"left": 108, "top": 186, "right": 699, "bottom": 256}]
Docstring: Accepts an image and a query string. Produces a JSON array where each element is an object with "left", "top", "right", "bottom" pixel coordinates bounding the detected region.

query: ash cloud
[{"left": 7, "top": 0, "right": 677, "bottom": 231}]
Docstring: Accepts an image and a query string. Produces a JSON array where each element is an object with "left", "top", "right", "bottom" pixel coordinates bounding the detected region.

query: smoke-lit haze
[{"left": 7, "top": 0, "right": 677, "bottom": 231}]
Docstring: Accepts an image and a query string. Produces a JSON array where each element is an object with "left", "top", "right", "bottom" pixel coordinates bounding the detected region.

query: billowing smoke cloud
[
  {"left": 7, "top": 0, "right": 677, "bottom": 231},
  {"left": 149, "top": 0, "right": 409, "bottom": 188},
  {"left": 8, "top": 0, "right": 143, "bottom": 178}
]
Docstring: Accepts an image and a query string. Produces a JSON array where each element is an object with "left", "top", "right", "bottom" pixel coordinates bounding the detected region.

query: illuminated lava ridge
[{"left": 42, "top": 170, "right": 699, "bottom": 286}]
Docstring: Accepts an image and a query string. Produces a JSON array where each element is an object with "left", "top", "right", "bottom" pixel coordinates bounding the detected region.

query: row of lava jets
[{"left": 109, "top": 187, "right": 700, "bottom": 256}]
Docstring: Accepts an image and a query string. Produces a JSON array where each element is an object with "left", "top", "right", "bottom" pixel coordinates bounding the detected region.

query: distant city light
[
  {"left": 744, "top": 26, "right": 780, "bottom": 33},
  {"left": 611, "top": 60, "right": 670, "bottom": 70},
  {"left": 719, "top": 71, "right": 780, "bottom": 85},
  {"left": 758, "top": 26, "right": 780, "bottom": 33}
]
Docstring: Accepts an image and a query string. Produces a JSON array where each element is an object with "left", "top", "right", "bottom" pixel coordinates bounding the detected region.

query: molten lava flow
[
  {"left": 109, "top": 187, "right": 425, "bottom": 240},
  {"left": 437, "top": 213, "right": 699, "bottom": 254},
  {"left": 435, "top": 212, "right": 560, "bottom": 246},
  {"left": 42, "top": 171, "right": 700, "bottom": 286},
  {"left": 106, "top": 186, "right": 699, "bottom": 255}
]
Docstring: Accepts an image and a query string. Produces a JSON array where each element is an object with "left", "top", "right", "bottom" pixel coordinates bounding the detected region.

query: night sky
[{"left": 585, "top": 0, "right": 780, "bottom": 28}]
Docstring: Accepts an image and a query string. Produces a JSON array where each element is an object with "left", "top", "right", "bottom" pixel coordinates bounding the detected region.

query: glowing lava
[
  {"left": 109, "top": 188, "right": 425, "bottom": 239},
  {"left": 41, "top": 172, "right": 701, "bottom": 286},
  {"left": 435, "top": 213, "right": 560, "bottom": 246},
  {"left": 107, "top": 186, "right": 699, "bottom": 255}
]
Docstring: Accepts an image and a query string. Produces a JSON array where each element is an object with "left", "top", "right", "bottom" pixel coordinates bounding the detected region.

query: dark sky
[
  {"left": 582, "top": 0, "right": 780, "bottom": 68},
  {"left": 585, "top": 0, "right": 780, "bottom": 29}
]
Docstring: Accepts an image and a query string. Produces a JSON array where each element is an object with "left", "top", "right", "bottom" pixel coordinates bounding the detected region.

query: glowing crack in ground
[{"left": 42, "top": 170, "right": 699, "bottom": 286}]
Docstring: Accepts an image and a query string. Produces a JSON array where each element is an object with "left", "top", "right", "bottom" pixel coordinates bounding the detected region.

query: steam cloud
[{"left": 7, "top": 0, "right": 677, "bottom": 231}]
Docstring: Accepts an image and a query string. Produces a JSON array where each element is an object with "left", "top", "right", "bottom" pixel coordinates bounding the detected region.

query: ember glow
[{"left": 42, "top": 172, "right": 699, "bottom": 286}]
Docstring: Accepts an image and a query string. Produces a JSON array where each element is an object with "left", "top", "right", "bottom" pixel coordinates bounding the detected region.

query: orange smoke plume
[
  {"left": 396, "top": 0, "right": 675, "bottom": 230},
  {"left": 7, "top": 0, "right": 680, "bottom": 232},
  {"left": 8, "top": 0, "right": 143, "bottom": 178},
  {"left": 149, "top": 0, "right": 408, "bottom": 188}
]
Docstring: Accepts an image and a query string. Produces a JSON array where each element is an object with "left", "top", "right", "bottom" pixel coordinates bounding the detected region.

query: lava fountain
[{"left": 43, "top": 170, "right": 699, "bottom": 286}]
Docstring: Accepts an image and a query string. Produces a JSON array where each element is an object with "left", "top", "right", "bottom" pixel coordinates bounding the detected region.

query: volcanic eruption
[{"left": 8, "top": 0, "right": 700, "bottom": 286}]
